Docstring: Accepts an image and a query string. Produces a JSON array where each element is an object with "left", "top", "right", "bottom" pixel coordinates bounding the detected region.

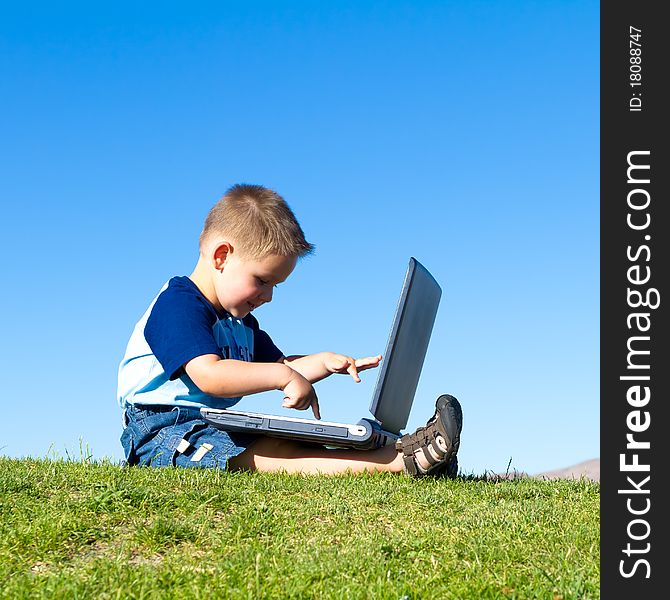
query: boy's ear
[{"left": 212, "top": 242, "right": 234, "bottom": 271}]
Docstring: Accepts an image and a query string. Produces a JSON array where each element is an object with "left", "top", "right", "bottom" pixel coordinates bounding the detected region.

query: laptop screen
[{"left": 368, "top": 257, "right": 442, "bottom": 434}]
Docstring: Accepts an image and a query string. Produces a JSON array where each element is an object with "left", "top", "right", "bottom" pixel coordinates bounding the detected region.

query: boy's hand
[
  {"left": 323, "top": 353, "right": 382, "bottom": 383},
  {"left": 281, "top": 369, "right": 321, "bottom": 419}
]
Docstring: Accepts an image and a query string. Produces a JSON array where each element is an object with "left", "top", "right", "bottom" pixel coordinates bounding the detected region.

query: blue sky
[{"left": 1, "top": 1, "right": 599, "bottom": 475}]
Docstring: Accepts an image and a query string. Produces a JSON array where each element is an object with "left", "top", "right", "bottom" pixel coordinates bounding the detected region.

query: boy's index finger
[
  {"left": 354, "top": 355, "right": 382, "bottom": 370},
  {"left": 358, "top": 355, "right": 381, "bottom": 365}
]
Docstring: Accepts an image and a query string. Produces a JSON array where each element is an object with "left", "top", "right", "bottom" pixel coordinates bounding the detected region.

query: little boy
[{"left": 117, "top": 184, "right": 462, "bottom": 476}]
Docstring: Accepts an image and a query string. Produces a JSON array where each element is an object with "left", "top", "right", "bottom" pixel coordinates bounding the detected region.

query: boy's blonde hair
[{"left": 200, "top": 184, "right": 315, "bottom": 259}]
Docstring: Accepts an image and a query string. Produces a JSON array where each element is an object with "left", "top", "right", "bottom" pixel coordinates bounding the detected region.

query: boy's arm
[
  {"left": 185, "top": 354, "right": 321, "bottom": 418},
  {"left": 281, "top": 352, "right": 382, "bottom": 384}
]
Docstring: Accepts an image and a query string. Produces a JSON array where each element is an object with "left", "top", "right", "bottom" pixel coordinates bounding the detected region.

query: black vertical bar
[{"left": 601, "top": 1, "right": 668, "bottom": 597}]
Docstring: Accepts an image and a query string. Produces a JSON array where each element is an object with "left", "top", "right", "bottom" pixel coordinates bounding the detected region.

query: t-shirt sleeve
[
  {"left": 246, "top": 314, "right": 283, "bottom": 363},
  {"left": 254, "top": 328, "right": 283, "bottom": 363},
  {"left": 144, "top": 284, "right": 222, "bottom": 380}
]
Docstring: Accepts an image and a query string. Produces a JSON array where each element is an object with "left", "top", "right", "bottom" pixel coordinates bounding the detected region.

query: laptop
[{"left": 200, "top": 257, "right": 442, "bottom": 450}]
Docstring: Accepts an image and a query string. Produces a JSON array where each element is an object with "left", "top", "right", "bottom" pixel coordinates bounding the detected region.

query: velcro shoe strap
[{"left": 420, "top": 439, "right": 443, "bottom": 466}]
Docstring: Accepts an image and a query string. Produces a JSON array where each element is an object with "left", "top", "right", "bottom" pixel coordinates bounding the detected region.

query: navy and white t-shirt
[{"left": 117, "top": 277, "right": 283, "bottom": 410}]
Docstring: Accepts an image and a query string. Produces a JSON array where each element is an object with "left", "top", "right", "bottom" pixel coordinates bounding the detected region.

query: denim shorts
[{"left": 120, "top": 404, "right": 259, "bottom": 469}]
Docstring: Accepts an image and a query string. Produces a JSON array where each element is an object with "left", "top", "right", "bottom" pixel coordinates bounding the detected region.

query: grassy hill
[{"left": 0, "top": 457, "right": 599, "bottom": 599}]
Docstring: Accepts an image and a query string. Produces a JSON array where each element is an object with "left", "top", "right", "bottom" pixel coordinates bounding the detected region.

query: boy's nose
[{"left": 260, "top": 288, "right": 273, "bottom": 303}]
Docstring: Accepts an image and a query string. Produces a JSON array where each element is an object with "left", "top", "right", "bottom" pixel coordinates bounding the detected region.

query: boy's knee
[
  {"left": 229, "top": 436, "right": 313, "bottom": 471},
  {"left": 254, "top": 436, "right": 305, "bottom": 458}
]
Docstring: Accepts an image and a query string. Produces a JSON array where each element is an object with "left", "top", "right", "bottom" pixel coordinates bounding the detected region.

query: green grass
[{"left": 0, "top": 457, "right": 599, "bottom": 599}]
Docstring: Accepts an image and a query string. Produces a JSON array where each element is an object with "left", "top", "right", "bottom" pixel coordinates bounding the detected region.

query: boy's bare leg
[
  {"left": 228, "top": 394, "right": 463, "bottom": 476},
  {"left": 229, "top": 436, "right": 413, "bottom": 475}
]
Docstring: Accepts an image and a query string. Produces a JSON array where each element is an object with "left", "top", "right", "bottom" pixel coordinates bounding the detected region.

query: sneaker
[{"left": 395, "top": 394, "right": 462, "bottom": 477}]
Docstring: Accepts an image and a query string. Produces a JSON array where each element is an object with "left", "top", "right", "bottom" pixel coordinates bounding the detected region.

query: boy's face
[{"left": 214, "top": 249, "right": 297, "bottom": 318}]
